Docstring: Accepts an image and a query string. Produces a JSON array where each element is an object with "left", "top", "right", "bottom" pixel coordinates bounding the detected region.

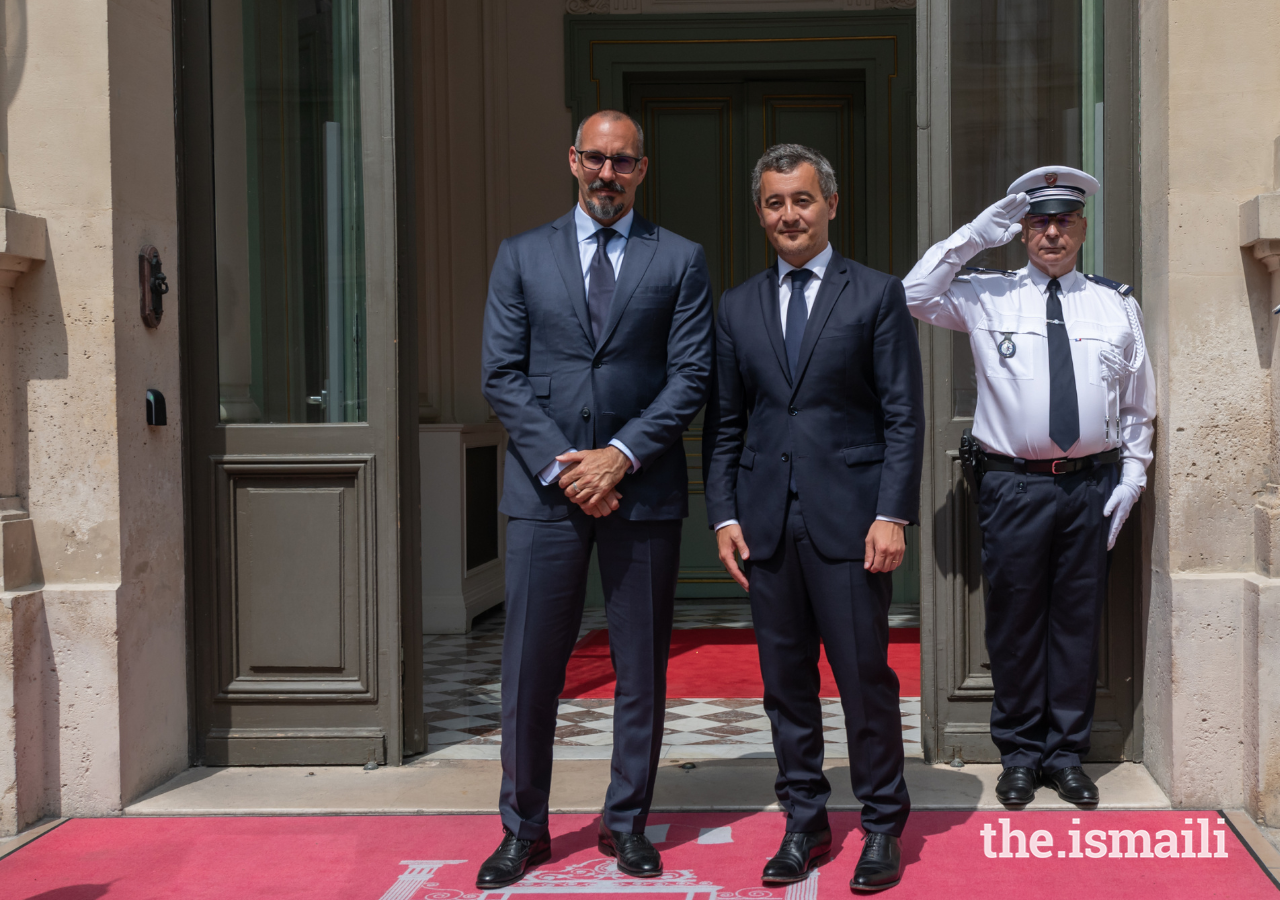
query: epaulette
[
  {"left": 1084, "top": 273, "right": 1134, "bottom": 296},
  {"left": 963, "top": 266, "right": 1018, "bottom": 277}
]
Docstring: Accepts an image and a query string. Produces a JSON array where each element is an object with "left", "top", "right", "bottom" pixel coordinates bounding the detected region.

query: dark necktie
[
  {"left": 784, "top": 268, "right": 813, "bottom": 379},
  {"left": 1046, "top": 277, "right": 1080, "bottom": 453},
  {"left": 587, "top": 227, "right": 618, "bottom": 343}
]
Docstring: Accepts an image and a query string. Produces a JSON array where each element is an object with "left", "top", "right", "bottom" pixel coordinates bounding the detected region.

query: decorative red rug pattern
[
  {"left": 561, "top": 628, "right": 921, "bottom": 699},
  {"left": 0, "top": 811, "right": 1274, "bottom": 899}
]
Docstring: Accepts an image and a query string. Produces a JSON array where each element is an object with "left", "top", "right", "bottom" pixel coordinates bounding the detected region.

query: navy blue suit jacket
[
  {"left": 482, "top": 209, "right": 713, "bottom": 521},
  {"left": 702, "top": 251, "right": 925, "bottom": 561}
]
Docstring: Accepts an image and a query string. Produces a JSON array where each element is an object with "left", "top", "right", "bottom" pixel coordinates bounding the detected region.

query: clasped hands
[
  {"left": 557, "top": 446, "right": 630, "bottom": 518},
  {"left": 715, "top": 519, "right": 907, "bottom": 592}
]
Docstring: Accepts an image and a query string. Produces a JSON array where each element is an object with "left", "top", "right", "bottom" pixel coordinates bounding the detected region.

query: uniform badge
[
  {"left": 998, "top": 333, "right": 1017, "bottom": 359},
  {"left": 1044, "top": 172, "right": 1058, "bottom": 186}
]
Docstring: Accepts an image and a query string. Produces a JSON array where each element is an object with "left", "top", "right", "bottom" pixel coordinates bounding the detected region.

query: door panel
[
  {"left": 745, "top": 81, "right": 867, "bottom": 272},
  {"left": 179, "top": 0, "right": 406, "bottom": 766},
  {"left": 630, "top": 83, "right": 748, "bottom": 600},
  {"left": 218, "top": 460, "right": 372, "bottom": 696}
]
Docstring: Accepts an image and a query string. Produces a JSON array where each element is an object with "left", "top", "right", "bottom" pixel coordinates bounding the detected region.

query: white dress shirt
[
  {"left": 714, "top": 243, "right": 907, "bottom": 532},
  {"left": 537, "top": 205, "right": 640, "bottom": 487},
  {"left": 777, "top": 242, "right": 833, "bottom": 335},
  {"left": 902, "top": 224, "right": 1155, "bottom": 487}
]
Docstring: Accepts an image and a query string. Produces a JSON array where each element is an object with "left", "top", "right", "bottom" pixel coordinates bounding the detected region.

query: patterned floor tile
[{"left": 423, "top": 603, "right": 922, "bottom": 759}]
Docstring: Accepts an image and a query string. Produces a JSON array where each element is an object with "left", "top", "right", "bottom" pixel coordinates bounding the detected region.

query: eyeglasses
[
  {"left": 575, "top": 148, "right": 641, "bottom": 175},
  {"left": 1024, "top": 213, "right": 1082, "bottom": 233}
]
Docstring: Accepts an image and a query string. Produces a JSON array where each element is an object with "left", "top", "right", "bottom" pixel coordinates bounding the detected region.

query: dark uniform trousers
[
  {"left": 499, "top": 512, "right": 682, "bottom": 841},
  {"left": 977, "top": 463, "right": 1118, "bottom": 771},
  {"left": 747, "top": 494, "right": 910, "bottom": 837}
]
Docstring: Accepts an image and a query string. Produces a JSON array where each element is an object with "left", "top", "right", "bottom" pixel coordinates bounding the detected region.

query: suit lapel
[
  {"left": 758, "top": 265, "right": 791, "bottom": 385},
  {"left": 596, "top": 213, "right": 658, "bottom": 350},
  {"left": 790, "top": 251, "right": 850, "bottom": 394},
  {"left": 549, "top": 209, "right": 594, "bottom": 345}
]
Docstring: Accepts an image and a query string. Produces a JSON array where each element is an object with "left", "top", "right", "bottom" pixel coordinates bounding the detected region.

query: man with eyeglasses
[
  {"left": 478, "top": 110, "right": 712, "bottom": 887},
  {"left": 902, "top": 166, "right": 1155, "bottom": 809}
]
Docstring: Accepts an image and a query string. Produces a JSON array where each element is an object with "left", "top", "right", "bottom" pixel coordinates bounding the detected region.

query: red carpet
[
  {"left": 1, "top": 811, "right": 1274, "bottom": 899},
  {"left": 561, "top": 628, "right": 921, "bottom": 699}
]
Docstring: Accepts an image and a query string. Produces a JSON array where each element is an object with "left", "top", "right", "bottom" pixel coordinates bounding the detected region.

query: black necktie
[
  {"left": 784, "top": 268, "right": 813, "bottom": 379},
  {"left": 587, "top": 227, "right": 618, "bottom": 343},
  {"left": 1046, "top": 277, "right": 1080, "bottom": 453}
]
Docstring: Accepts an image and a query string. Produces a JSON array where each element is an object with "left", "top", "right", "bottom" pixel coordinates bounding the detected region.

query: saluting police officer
[{"left": 902, "top": 166, "right": 1155, "bottom": 808}]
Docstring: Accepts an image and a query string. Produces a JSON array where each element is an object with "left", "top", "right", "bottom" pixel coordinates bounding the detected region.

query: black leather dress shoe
[
  {"left": 850, "top": 833, "right": 901, "bottom": 893},
  {"left": 1043, "top": 766, "right": 1099, "bottom": 806},
  {"left": 598, "top": 824, "right": 662, "bottom": 877},
  {"left": 995, "top": 766, "right": 1039, "bottom": 807},
  {"left": 761, "top": 828, "right": 832, "bottom": 883},
  {"left": 476, "top": 828, "right": 552, "bottom": 889}
]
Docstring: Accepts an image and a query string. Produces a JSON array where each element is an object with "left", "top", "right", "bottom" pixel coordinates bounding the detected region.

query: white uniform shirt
[{"left": 902, "top": 225, "right": 1156, "bottom": 487}]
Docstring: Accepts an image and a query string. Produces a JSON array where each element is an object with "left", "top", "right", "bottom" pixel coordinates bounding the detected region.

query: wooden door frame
[
  {"left": 174, "top": 0, "right": 421, "bottom": 765},
  {"left": 565, "top": 10, "right": 918, "bottom": 609},
  {"left": 916, "top": 0, "right": 1144, "bottom": 764},
  {"left": 565, "top": 11, "right": 916, "bottom": 277}
]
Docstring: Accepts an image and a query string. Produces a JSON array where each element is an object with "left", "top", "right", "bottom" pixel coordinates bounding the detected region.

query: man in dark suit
[
  {"left": 478, "top": 110, "right": 713, "bottom": 888},
  {"left": 703, "top": 144, "right": 925, "bottom": 893}
]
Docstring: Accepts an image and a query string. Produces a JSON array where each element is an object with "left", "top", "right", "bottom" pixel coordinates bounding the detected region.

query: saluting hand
[
  {"left": 970, "top": 192, "right": 1031, "bottom": 250},
  {"left": 864, "top": 520, "right": 906, "bottom": 573}
]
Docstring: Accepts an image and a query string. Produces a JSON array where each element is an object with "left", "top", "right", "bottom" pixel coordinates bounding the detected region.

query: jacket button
[
  {"left": 593, "top": 360, "right": 603, "bottom": 369},
  {"left": 781, "top": 453, "right": 789, "bottom": 462},
  {"left": 581, "top": 407, "right": 591, "bottom": 420},
  {"left": 789, "top": 407, "right": 798, "bottom": 416}
]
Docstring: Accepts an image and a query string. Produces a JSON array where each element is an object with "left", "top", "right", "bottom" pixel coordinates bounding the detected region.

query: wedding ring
[{"left": 573, "top": 482, "right": 580, "bottom": 492}]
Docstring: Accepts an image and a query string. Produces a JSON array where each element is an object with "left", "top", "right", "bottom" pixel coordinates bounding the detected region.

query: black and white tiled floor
[{"left": 422, "top": 603, "right": 923, "bottom": 760}]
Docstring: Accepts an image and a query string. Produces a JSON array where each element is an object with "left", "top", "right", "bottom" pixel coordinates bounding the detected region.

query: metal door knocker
[
  {"left": 997, "top": 332, "right": 1017, "bottom": 359},
  {"left": 139, "top": 245, "right": 169, "bottom": 328}
]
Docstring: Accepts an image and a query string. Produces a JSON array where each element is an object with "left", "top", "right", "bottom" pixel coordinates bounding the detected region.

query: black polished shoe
[
  {"left": 761, "top": 828, "right": 832, "bottom": 883},
  {"left": 849, "top": 833, "right": 901, "bottom": 893},
  {"left": 1043, "top": 765, "right": 1099, "bottom": 806},
  {"left": 476, "top": 827, "right": 552, "bottom": 889},
  {"left": 995, "top": 766, "right": 1040, "bottom": 807},
  {"left": 598, "top": 824, "right": 662, "bottom": 877}
]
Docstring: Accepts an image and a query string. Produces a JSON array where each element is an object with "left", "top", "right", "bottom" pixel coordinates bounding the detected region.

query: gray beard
[
  {"left": 585, "top": 195, "right": 626, "bottom": 220},
  {"left": 585, "top": 181, "right": 626, "bottom": 220}
]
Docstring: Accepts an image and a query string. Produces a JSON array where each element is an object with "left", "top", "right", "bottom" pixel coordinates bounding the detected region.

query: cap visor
[{"left": 1028, "top": 197, "right": 1085, "bottom": 215}]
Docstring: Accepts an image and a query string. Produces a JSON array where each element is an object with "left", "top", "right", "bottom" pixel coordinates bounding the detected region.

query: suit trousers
[
  {"left": 977, "top": 464, "right": 1117, "bottom": 771},
  {"left": 747, "top": 494, "right": 910, "bottom": 837},
  {"left": 499, "top": 512, "right": 682, "bottom": 840}
]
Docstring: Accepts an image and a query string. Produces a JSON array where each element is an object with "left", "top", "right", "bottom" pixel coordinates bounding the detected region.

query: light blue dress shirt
[{"left": 537, "top": 205, "right": 641, "bottom": 487}]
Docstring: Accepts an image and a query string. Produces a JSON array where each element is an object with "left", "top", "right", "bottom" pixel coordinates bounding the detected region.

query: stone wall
[
  {"left": 1140, "top": 0, "right": 1280, "bottom": 821},
  {"left": 0, "top": 0, "right": 186, "bottom": 832}
]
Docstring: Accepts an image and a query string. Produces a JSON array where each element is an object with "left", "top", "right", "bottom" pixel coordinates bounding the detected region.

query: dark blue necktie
[
  {"left": 587, "top": 227, "right": 618, "bottom": 344},
  {"left": 784, "top": 268, "right": 813, "bottom": 379},
  {"left": 1046, "top": 277, "right": 1080, "bottom": 453}
]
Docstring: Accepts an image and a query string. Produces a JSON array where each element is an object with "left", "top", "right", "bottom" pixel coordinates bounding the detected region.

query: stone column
[{"left": 1142, "top": 0, "right": 1280, "bottom": 824}]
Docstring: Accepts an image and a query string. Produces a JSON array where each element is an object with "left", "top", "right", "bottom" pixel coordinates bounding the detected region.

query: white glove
[
  {"left": 968, "top": 193, "right": 1031, "bottom": 251},
  {"left": 1103, "top": 480, "right": 1142, "bottom": 550}
]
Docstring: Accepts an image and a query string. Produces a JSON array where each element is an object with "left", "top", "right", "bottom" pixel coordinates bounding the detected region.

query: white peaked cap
[{"left": 1008, "top": 165, "right": 1099, "bottom": 213}]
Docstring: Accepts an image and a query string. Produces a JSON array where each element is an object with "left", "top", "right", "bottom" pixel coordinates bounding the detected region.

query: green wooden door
[{"left": 626, "top": 75, "right": 919, "bottom": 613}]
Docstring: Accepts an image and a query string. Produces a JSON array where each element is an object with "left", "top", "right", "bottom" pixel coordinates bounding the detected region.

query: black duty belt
[{"left": 982, "top": 448, "right": 1120, "bottom": 476}]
